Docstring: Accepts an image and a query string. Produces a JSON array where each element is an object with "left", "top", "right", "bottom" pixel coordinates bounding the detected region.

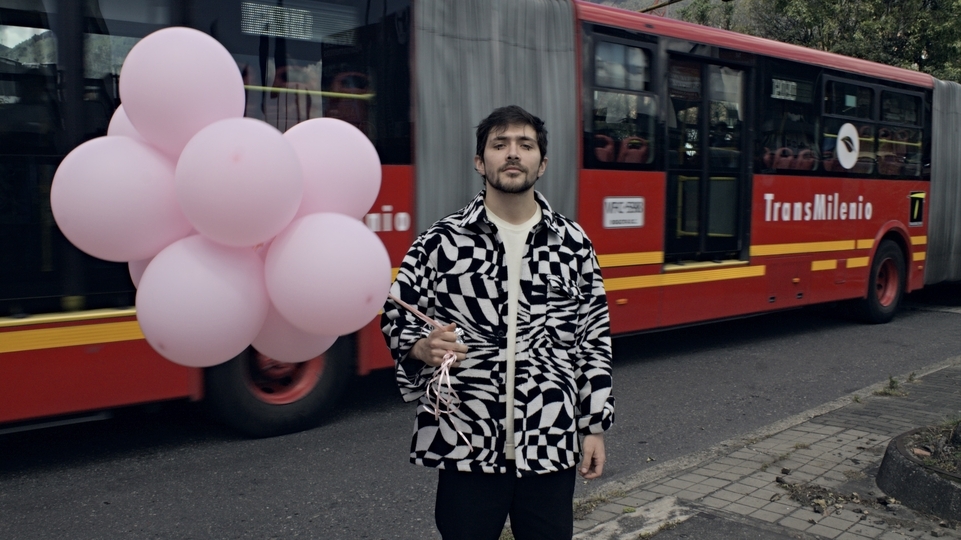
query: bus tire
[
  {"left": 204, "top": 337, "right": 354, "bottom": 438},
  {"left": 858, "top": 240, "right": 905, "bottom": 324}
]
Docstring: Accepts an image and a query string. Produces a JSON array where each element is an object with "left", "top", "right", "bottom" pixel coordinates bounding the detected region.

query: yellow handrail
[{"left": 243, "top": 85, "right": 375, "bottom": 101}]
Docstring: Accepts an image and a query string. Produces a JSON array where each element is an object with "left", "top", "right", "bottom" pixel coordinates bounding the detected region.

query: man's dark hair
[{"left": 475, "top": 105, "right": 548, "bottom": 159}]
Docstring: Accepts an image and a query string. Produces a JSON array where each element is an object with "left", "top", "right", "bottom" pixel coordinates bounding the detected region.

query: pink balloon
[
  {"left": 136, "top": 235, "right": 269, "bottom": 367},
  {"left": 285, "top": 118, "right": 382, "bottom": 220},
  {"left": 176, "top": 118, "right": 303, "bottom": 247},
  {"left": 50, "top": 137, "right": 192, "bottom": 262},
  {"left": 128, "top": 257, "right": 152, "bottom": 288},
  {"left": 119, "top": 27, "right": 244, "bottom": 158},
  {"left": 265, "top": 213, "right": 391, "bottom": 336},
  {"left": 107, "top": 105, "right": 146, "bottom": 143},
  {"left": 252, "top": 304, "right": 338, "bottom": 363}
]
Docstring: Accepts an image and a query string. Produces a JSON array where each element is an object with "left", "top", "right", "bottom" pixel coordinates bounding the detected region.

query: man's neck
[{"left": 484, "top": 185, "right": 538, "bottom": 225}]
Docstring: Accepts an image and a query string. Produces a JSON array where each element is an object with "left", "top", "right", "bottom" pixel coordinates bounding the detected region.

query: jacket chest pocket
[{"left": 536, "top": 274, "right": 584, "bottom": 347}]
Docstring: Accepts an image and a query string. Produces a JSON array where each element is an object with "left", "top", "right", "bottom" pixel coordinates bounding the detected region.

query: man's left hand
[{"left": 579, "top": 433, "right": 606, "bottom": 479}]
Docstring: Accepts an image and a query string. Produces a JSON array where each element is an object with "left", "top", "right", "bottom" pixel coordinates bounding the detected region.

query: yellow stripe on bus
[
  {"left": 811, "top": 260, "right": 838, "bottom": 271},
  {"left": 913, "top": 252, "right": 926, "bottom": 261},
  {"left": 846, "top": 257, "right": 870, "bottom": 268},
  {"left": 0, "top": 321, "right": 145, "bottom": 354},
  {"left": 911, "top": 236, "right": 927, "bottom": 245},
  {"left": 0, "top": 308, "right": 137, "bottom": 329},
  {"left": 856, "top": 239, "right": 874, "bottom": 250},
  {"left": 605, "top": 265, "right": 766, "bottom": 292},
  {"left": 750, "top": 240, "right": 856, "bottom": 257},
  {"left": 597, "top": 252, "right": 664, "bottom": 268}
]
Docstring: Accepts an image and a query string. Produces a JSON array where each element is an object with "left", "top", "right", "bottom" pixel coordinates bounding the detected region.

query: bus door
[{"left": 665, "top": 57, "right": 748, "bottom": 262}]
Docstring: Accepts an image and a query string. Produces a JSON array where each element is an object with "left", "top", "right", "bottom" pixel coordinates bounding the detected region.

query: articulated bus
[{"left": 2, "top": 0, "right": 959, "bottom": 436}]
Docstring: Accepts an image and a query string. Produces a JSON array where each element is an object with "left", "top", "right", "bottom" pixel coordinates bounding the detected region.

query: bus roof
[{"left": 575, "top": 1, "right": 935, "bottom": 89}]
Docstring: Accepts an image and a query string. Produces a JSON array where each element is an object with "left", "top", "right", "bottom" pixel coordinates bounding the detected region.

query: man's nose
[{"left": 506, "top": 143, "right": 520, "bottom": 158}]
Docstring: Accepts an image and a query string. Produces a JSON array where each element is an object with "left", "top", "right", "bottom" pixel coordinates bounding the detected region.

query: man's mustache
[{"left": 499, "top": 161, "right": 527, "bottom": 173}]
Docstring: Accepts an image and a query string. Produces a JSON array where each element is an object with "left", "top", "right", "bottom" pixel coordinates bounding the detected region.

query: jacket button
[{"left": 496, "top": 330, "right": 505, "bottom": 338}]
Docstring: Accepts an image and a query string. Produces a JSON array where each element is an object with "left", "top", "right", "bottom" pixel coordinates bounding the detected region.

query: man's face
[{"left": 474, "top": 123, "right": 547, "bottom": 194}]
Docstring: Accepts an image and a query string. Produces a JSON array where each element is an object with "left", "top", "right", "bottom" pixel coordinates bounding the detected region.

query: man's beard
[{"left": 485, "top": 163, "right": 539, "bottom": 194}]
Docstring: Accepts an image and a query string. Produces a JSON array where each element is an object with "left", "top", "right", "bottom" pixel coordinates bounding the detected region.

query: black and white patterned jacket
[{"left": 381, "top": 190, "right": 615, "bottom": 477}]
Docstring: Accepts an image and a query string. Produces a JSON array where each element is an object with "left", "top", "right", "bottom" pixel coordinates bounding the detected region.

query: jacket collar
[{"left": 458, "top": 190, "right": 562, "bottom": 236}]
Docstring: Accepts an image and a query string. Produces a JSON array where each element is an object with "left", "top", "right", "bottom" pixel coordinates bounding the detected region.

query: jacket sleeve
[
  {"left": 573, "top": 240, "right": 616, "bottom": 434},
  {"left": 380, "top": 233, "right": 436, "bottom": 402}
]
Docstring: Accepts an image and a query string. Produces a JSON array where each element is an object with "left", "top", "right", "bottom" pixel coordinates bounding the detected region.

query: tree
[
  {"left": 742, "top": 0, "right": 961, "bottom": 81},
  {"left": 677, "top": 0, "right": 738, "bottom": 30}
]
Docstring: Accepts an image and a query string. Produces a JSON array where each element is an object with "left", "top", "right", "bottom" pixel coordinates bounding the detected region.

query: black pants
[{"left": 435, "top": 463, "right": 576, "bottom": 540}]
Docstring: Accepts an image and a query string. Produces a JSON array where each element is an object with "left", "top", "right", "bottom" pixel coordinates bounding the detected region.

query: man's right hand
[{"left": 410, "top": 323, "right": 468, "bottom": 367}]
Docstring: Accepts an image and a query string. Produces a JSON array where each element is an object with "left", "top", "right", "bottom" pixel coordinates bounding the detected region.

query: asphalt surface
[{"left": 0, "top": 283, "right": 959, "bottom": 539}]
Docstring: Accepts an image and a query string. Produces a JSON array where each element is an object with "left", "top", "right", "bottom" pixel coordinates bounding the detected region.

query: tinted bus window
[
  {"left": 758, "top": 70, "right": 818, "bottom": 172},
  {"left": 588, "top": 40, "right": 656, "bottom": 168},
  {"left": 879, "top": 91, "right": 923, "bottom": 177},
  {"left": 823, "top": 80, "right": 876, "bottom": 175},
  {"left": 188, "top": 0, "right": 411, "bottom": 164}
]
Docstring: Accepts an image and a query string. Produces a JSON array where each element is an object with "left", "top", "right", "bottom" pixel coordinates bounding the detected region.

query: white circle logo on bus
[{"left": 836, "top": 123, "right": 860, "bottom": 170}]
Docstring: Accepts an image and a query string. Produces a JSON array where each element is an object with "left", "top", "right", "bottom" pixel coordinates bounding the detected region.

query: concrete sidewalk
[{"left": 573, "top": 357, "right": 961, "bottom": 540}]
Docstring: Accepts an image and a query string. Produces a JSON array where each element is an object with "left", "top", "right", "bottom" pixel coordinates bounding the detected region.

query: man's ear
[
  {"left": 474, "top": 154, "right": 486, "bottom": 176},
  {"left": 537, "top": 156, "right": 548, "bottom": 178}
]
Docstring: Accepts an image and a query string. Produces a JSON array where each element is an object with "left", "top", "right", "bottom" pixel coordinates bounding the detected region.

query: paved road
[{"left": 1, "top": 284, "right": 959, "bottom": 539}]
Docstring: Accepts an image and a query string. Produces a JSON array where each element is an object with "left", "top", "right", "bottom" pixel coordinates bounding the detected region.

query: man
[{"left": 382, "top": 105, "right": 614, "bottom": 540}]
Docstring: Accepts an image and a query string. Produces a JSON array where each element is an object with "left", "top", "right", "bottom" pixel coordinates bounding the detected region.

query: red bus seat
[
  {"left": 617, "top": 136, "right": 648, "bottom": 163},
  {"left": 594, "top": 134, "right": 615, "bottom": 162}
]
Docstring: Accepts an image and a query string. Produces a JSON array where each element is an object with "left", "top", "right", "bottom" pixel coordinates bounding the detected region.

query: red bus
[{"left": 2, "top": 0, "right": 959, "bottom": 437}]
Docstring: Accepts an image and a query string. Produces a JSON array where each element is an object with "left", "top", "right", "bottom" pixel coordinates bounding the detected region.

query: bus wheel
[
  {"left": 204, "top": 338, "right": 353, "bottom": 437},
  {"left": 859, "top": 240, "right": 905, "bottom": 324}
]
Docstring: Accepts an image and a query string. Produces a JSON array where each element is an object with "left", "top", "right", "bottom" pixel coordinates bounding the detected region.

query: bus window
[
  {"left": 588, "top": 40, "right": 655, "bottom": 168},
  {"left": 668, "top": 60, "right": 701, "bottom": 169},
  {"left": 758, "top": 73, "right": 818, "bottom": 172},
  {"left": 0, "top": 10, "right": 68, "bottom": 316},
  {"left": 707, "top": 65, "right": 743, "bottom": 170},
  {"left": 878, "top": 91, "right": 923, "bottom": 177},
  {"left": 822, "top": 80, "right": 876, "bottom": 175},
  {"left": 192, "top": 0, "right": 411, "bottom": 164}
]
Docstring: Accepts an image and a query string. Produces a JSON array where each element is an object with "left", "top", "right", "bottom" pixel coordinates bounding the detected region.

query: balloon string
[{"left": 388, "top": 293, "right": 473, "bottom": 451}]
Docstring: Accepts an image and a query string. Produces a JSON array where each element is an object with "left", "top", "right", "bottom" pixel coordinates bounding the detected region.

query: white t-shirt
[{"left": 484, "top": 202, "right": 541, "bottom": 460}]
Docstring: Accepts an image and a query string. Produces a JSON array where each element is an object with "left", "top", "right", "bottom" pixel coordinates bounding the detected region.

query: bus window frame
[{"left": 582, "top": 27, "right": 660, "bottom": 172}]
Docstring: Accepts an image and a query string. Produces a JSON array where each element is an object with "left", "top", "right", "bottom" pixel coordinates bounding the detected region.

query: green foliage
[
  {"left": 593, "top": 0, "right": 961, "bottom": 82},
  {"left": 678, "top": 0, "right": 737, "bottom": 30},
  {"left": 741, "top": 0, "right": 961, "bottom": 81}
]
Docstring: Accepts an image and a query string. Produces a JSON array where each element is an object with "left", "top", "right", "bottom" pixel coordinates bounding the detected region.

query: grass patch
[
  {"left": 852, "top": 394, "right": 861, "bottom": 403},
  {"left": 572, "top": 489, "right": 628, "bottom": 520},
  {"left": 794, "top": 442, "right": 810, "bottom": 450},
  {"left": 636, "top": 520, "right": 680, "bottom": 539},
  {"left": 873, "top": 376, "right": 907, "bottom": 397}
]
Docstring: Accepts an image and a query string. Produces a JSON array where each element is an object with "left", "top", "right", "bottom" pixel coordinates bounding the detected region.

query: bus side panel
[
  {"left": 357, "top": 320, "right": 393, "bottom": 375},
  {"left": 578, "top": 170, "right": 666, "bottom": 333},
  {"left": 750, "top": 175, "right": 928, "bottom": 302},
  {"left": 0, "top": 329, "right": 198, "bottom": 423},
  {"left": 659, "top": 272, "right": 769, "bottom": 327},
  {"left": 357, "top": 165, "right": 415, "bottom": 375}
]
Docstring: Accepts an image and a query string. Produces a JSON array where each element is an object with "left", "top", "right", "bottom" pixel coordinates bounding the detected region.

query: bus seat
[
  {"left": 795, "top": 149, "right": 816, "bottom": 170},
  {"left": 773, "top": 147, "right": 795, "bottom": 170},
  {"left": 594, "top": 134, "right": 615, "bottom": 162},
  {"left": 617, "top": 136, "right": 648, "bottom": 163}
]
